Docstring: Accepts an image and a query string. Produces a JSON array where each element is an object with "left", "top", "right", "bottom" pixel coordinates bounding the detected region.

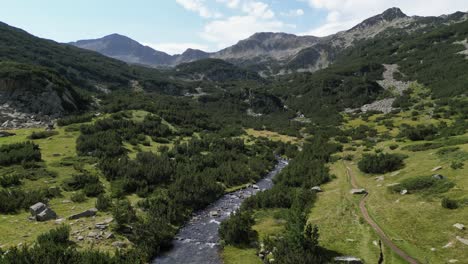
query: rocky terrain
[{"left": 70, "top": 8, "right": 468, "bottom": 75}]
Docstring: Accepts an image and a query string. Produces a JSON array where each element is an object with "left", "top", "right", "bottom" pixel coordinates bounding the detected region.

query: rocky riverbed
[{"left": 153, "top": 159, "right": 289, "bottom": 264}]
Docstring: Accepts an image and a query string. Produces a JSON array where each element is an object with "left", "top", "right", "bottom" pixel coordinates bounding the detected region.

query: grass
[
  {"left": 334, "top": 95, "right": 468, "bottom": 263},
  {"left": 221, "top": 209, "right": 286, "bottom": 264},
  {"left": 244, "top": 128, "right": 299, "bottom": 144},
  {"left": 0, "top": 126, "right": 119, "bottom": 250},
  {"left": 222, "top": 246, "right": 262, "bottom": 264}
]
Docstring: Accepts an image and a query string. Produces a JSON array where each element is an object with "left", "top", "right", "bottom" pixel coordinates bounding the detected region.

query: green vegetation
[
  {"left": 389, "top": 175, "right": 455, "bottom": 195},
  {"left": 358, "top": 153, "right": 406, "bottom": 174}
]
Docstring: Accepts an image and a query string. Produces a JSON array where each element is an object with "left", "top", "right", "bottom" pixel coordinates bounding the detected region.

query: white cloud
[
  {"left": 304, "top": 0, "right": 468, "bottom": 36},
  {"left": 241, "top": 1, "right": 275, "bottom": 19},
  {"left": 198, "top": 0, "right": 287, "bottom": 48},
  {"left": 281, "top": 9, "right": 305, "bottom": 17},
  {"left": 175, "top": 0, "right": 222, "bottom": 18},
  {"left": 201, "top": 15, "right": 284, "bottom": 48},
  {"left": 144, "top": 42, "right": 210, "bottom": 55},
  {"left": 216, "top": 0, "right": 240, "bottom": 9}
]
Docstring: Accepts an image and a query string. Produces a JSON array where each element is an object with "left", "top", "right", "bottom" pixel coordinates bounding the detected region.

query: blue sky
[{"left": 1, "top": 0, "right": 467, "bottom": 54}]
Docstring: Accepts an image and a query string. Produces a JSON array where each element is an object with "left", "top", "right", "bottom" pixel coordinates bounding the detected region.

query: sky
[{"left": 1, "top": 0, "right": 467, "bottom": 55}]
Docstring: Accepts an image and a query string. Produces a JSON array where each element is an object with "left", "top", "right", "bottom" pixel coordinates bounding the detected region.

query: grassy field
[
  {"left": 0, "top": 126, "right": 122, "bottom": 250},
  {"left": 245, "top": 128, "right": 299, "bottom": 144}
]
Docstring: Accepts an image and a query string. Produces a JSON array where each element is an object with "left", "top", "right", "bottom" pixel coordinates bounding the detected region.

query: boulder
[
  {"left": 431, "top": 166, "right": 442, "bottom": 172},
  {"left": 311, "top": 186, "right": 322, "bottom": 192},
  {"left": 350, "top": 189, "right": 367, "bottom": 195},
  {"left": 333, "top": 256, "right": 363, "bottom": 263},
  {"left": 453, "top": 223, "right": 465, "bottom": 230},
  {"left": 68, "top": 208, "right": 98, "bottom": 220},
  {"left": 456, "top": 236, "right": 468, "bottom": 246},
  {"left": 36, "top": 208, "right": 57, "bottom": 222},
  {"left": 209, "top": 211, "right": 219, "bottom": 217},
  {"left": 30, "top": 202, "right": 47, "bottom": 217},
  {"left": 400, "top": 189, "right": 408, "bottom": 195},
  {"left": 432, "top": 174, "right": 445, "bottom": 180}
]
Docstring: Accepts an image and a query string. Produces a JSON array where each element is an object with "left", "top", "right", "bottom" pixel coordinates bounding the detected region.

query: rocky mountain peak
[{"left": 351, "top": 7, "right": 408, "bottom": 30}]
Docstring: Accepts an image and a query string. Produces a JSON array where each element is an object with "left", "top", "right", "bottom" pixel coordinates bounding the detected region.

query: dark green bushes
[
  {"left": 0, "top": 142, "right": 41, "bottom": 165},
  {"left": 358, "top": 153, "right": 405, "bottom": 174},
  {"left": 57, "top": 113, "right": 94, "bottom": 126},
  {"left": 219, "top": 210, "right": 258, "bottom": 245},
  {"left": 399, "top": 124, "right": 438, "bottom": 141},
  {"left": 389, "top": 175, "right": 455, "bottom": 194},
  {"left": 441, "top": 197, "right": 459, "bottom": 209},
  {"left": 63, "top": 173, "right": 104, "bottom": 197},
  {"left": 0, "top": 188, "right": 59, "bottom": 213},
  {"left": 28, "top": 130, "right": 59, "bottom": 139}
]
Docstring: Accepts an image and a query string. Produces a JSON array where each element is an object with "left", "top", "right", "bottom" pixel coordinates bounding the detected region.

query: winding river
[{"left": 153, "top": 159, "right": 288, "bottom": 264}]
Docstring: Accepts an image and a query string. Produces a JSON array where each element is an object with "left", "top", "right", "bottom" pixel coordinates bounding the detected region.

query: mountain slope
[{"left": 70, "top": 34, "right": 174, "bottom": 66}]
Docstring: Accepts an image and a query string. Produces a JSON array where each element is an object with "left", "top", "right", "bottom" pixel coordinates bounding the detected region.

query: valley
[{"left": 0, "top": 5, "right": 467, "bottom": 264}]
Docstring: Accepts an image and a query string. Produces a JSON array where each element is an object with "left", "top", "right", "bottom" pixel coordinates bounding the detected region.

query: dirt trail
[{"left": 345, "top": 163, "right": 420, "bottom": 264}]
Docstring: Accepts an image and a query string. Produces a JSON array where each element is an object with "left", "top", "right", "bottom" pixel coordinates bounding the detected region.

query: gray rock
[
  {"left": 334, "top": 256, "right": 363, "bottom": 263},
  {"left": 105, "top": 233, "right": 114, "bottom": 239},
  {"left": 432, "top": 174, "right": 445, "bottom": 180},
  {"left": 456, "top": 236, "right": 468, "bottom": 246},
  {"left": 350, "top": 189, "right": 367, "bottom": 195},
  {"left": 453, "top": 223, "right": 465, "bottom": 230},
  {"left": 36, "top": 208, "right": 57, "bottom": 222},
  {"left": 29, "top": 202, "right": 47, "bottom": 217},
  {"left": 400, "top": 189, "right": 408, "bottom": 195},
  {"left": 68, "top": 208, "right": 98, "bottom": 220},
  {"left": 311, "top": 186, "right": 322, "bottom": 192},
  {"left": 95, "top": 224, "right": 108, "bottom": 230},
  {"left": 431, "top": 166, "right": 442, "bottom": 172}
]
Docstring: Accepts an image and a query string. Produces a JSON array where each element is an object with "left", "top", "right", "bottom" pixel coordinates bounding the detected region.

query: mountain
[
  {"left": 69, "top": 8, "right": 467, "bottom": 75},
  {"left": 213, "top": 32, "right": 319, "bottom": 62},
  {"left": 70, "top": 34, "right": 174, "bottom": 66}
]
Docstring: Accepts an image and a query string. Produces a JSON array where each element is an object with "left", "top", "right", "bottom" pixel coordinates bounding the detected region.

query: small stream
[{"left": 153, "top": 159, "right": 288, "bottom": 264}]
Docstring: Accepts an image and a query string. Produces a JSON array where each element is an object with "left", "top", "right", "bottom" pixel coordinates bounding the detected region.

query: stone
[
  {"left": 431, "top": 166, "right": 442, "bottom": 172},
  {"left": 443, "top": 242, "right": 453, "bottom": 248},
  {"left": 68, "top": 208, "right": 98, "bottom": 220},
  {"left": 36, "top": 208, "right": 57, "bottom": 222},
  {"left": 400, "top": 189, "right": 408, "bottom": 195},
  {"left": 375, "top": 176, "right": 385, "bottom": 181},
  {"left": 449, "top": 260, "right": 459, "bottom": 263},
  {"left": 350, "top": 189, "right": 367, "bottom": 195},
  {"left": 453, "top": 223, "right": 465, "bottom": 230},
  {"left": 87, "top": 231, "right": 98, "bottom": 238},
  {"left": 252, "top": 184, "right": 260, "bottom": 190},
  {"left": 209, "top": 211, "right": 219, "bottom": 217},
  {"left": 77, "top": 236, "right": 84, "bottom": 241},
  {"left": 105, "top": 233, "right": 114, "bottom": 239},
  {"left": 334, "top": 256, "right": 363, "bottom": 263},
  {"left": 29, "top": 202, "right": 47, "bottom": 217},
  {"left": 311, "top": 186, "right": 322, "bottom": 192},
  {"left": 456, "top": 236, "right": 468, "bottom": 246},
  {"left": 55, "top": 218, "right": 65, "bottom": 224},
  {"left": 95, "top": 224, "right": 108, "bottom": 230},
  {"left": 432, "top": 174, "right": 445, "bottom": 180}
]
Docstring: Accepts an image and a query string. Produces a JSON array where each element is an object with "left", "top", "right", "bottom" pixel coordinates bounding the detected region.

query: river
[{"left": 153, "top": 159, "right": 288, "bottom": 264}]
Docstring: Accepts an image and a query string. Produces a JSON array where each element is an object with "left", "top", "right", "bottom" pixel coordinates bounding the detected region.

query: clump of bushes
[
  {"left": 441, "top": 197, "right": 459, "bottom": 209},
  {"left": 0, "top": 142, "right": 41, "bottom": 166},
  {"left": 219, "top": 209, "right": 258, "bottom": 246},
  {"left": 389, "top": 175, "right": 455, "bottom": 194},
  {"left": 389, "top": 144, "right": 399, "bottom": 150},
  {"left": 70, "top": 192, "right": 87, "bottom": 203},
  {"left": 28, "top": 130, "right": 58, "bottom": 139},
  {"left": 63, "top": 173, "right": 104, "bottom": 197},
  {"left": 358, "top": 153, "right": 405, "bottom": 174},
  {"left": 57, "top": 113, "right": 94, "bottom": 126},
  {"left": 96, "top": 194, "right": 112, "bottom": 211},
  {"left": 399, "top": 124, "right": 438, "bottom": 141}
]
